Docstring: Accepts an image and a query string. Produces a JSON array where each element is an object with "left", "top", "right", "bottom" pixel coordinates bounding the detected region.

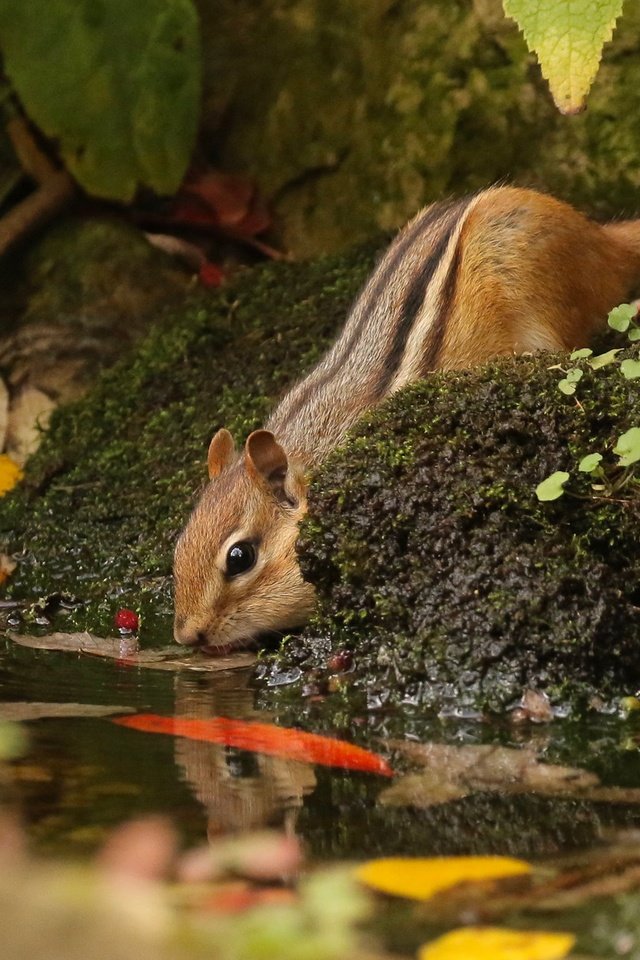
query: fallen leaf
[
  {"left": 174, "top": 170, "right": 271, "bottom": 239},
  {"left": 354, "top": 856, "right": 531, "bottom": 901},
  {"left": 0, "top": 702, "right": 135, "bottom": 722},
  {"left": 418, "top": 926, "right": 575, "bottom": 960},
  {"left": 6, "top": 632, "right": 256, "bottom": 672},
  {"left": 386, "top": 742, "right": 598, "bottom": 798},
  {"left": 379, "top": 773, "right": 468, "bottom": 808},
  {"left": 0, "top": 454, "right": 23, "bottom": 496},
  {"left": 144, "top": 232, "right": 206, "bottom": 270},
  {"left": 113, "top": 713, "right": 393, "bottom": 777}
]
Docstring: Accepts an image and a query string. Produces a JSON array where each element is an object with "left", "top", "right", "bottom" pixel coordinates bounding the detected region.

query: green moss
[
  {"left": 295, "top": 352, "right": 640, "bottom": 712},
  {"left": 0, "top": 243, "right": 376, "bottom": 635}
]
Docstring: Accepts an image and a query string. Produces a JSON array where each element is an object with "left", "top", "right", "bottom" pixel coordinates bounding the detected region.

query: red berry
[
  {"left": 198, "top": 261, "right": 224, "bottom": 288},
  {"left": 114, "top": 608, "right": 139, "bottom": 632},
  {"left": 328, "top": 650, "right": 353, "bottom": 673}
]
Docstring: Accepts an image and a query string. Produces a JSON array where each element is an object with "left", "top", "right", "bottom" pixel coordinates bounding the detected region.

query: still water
[{"left": 4, "top": 626, "right": 640, "bottom": 865}]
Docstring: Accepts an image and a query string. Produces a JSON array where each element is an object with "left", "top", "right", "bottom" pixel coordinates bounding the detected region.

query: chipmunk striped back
[
  {"left": 267, "top": 186, "right": 640, "bottom": 467},
  {"left": 173, "top": 185, "right": 640, "bottom": 653}
]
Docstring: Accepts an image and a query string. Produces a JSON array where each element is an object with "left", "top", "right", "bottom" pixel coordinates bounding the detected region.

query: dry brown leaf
[
  {"left": 0, "top": 702, "right": 135, "bottom": 722},
  {"left": 6, "top": 631, "right": 256, "bottom": 671}
]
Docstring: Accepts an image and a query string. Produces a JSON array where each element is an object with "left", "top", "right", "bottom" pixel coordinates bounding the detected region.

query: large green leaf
[
  {"left": 502, "top": 0, "right": 624, "bottom": 114},
  {"left": 0, "top": 0, "right": 201, "bottom": 201}
]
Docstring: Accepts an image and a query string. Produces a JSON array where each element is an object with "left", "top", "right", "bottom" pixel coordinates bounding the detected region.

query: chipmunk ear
[
  {"left": 245, "top": 430, "right": 295, "bottom": 505},
  {"left": 208, "top": 428, "right": 236, "bottom": 479}
]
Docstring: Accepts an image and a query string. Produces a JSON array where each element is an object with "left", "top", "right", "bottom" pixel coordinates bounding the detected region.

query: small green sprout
[
  {"left": 558, "top": 367, "right": 583, "bottom": 395},
  {"left": 535, "top": 471, "right": 570, "bottom": 501},
  {"left": 578, "top": 453, "right": 603, "bottom": 473},
  {"left": 620, "top": 358, "right": 640, "bottom": 380},
  {"left": 614, "top": 427, "right": 640, "bottom": 467},
  {"left": 570, "top": 348, "right": 592, "bottom": 360},
  {"left": 607, "top": 303, "right": 637, "bottom": 332}
]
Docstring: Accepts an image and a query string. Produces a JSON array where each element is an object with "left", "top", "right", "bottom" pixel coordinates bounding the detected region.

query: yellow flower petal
[
  {"left": 419, "top": 927, "right": 575, "bottom": 960},
  {"left": 0, "top": 455, "right": 23, "bottom": 496},
  {"left": 354, "top": 856, "right": 531, "bottom": 901}
]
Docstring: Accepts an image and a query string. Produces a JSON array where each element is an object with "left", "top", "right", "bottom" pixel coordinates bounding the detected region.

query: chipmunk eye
[{"left": 225, "top": 541, "right": 256, "bottom": 577}]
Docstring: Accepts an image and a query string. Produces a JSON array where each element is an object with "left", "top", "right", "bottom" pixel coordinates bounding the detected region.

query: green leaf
[
  {"left": 565, "top": 367, "right": 583, "bottom": 383},
  {"left": 535, "top": 471, "right": 570, "bottom": 501},
  {"left": 608, "top": 303, "right": 637, "bottom": 332},
  {"left": 589, "top": 349, "right": 622, "bottom": 369},
  {"left": 502, "top": 0, "right": 624, "bottom": 114},
  {"left": 614, "top": 427, "right": 640, "bottom": 466},
  {"left": 620, "top": 359, "right": 640, "bottom": 380},
  {"left": 628, "top": 326, "right": 640, "bottom": 342},
  {"left": 578, "top": 453, "right": 603, "bottom": 473},
  {"left": 558, "top": 379, "right": 576, "bottom": 395},
  {"left": 570, "top": 348, "right": 593, "bottom": 360},
  {"left": 0, "top": 0, "right": 201, "bottom": 201}
]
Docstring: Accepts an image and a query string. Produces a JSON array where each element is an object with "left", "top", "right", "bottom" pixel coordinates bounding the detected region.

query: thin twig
[{"left": 0, "top": 113, "right": 75, "bottom": 258}]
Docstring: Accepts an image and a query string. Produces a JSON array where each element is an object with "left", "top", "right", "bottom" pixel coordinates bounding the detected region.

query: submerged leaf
[
  {"left": 0, "top": 702, "right": 135, "bottom": 722},
  {"left": 354, "top": 856, "right": 531, "bottom": 901},
  {"left": 502, "top": 0, "right": 624, "bottom": 114},
  {"left": 419, "top": 926, "right": 575, "bottom": 960},
  {"left": 114, "top": 713, "right": 393, "bottom": 776}
]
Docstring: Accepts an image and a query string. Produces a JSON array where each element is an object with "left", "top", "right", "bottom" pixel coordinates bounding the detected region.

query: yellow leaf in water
[
  {"left": 419, "top": 927, "right": 575, "bottom": 960},
  {"left": 354, "top": 856, "right": 531, "bottom": 901},
  {"left": 0, "top": 455, "right": 23, "bottom": 496}
]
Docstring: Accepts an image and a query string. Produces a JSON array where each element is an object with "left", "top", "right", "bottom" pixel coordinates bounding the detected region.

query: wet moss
[
  {"left": 0, "top": 244, "right": 376, "bottom": 635},
  {"left": 296, "top": 351, "right": 640, "bottom": 712}
]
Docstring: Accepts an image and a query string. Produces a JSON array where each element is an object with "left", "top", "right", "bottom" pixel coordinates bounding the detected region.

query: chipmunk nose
[{"left": 174, "top": 620, "right": 207, "bottom": 647}]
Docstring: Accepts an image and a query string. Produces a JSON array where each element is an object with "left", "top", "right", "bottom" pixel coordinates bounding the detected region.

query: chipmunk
[{"left": 173, "top": 186, "right": 640, "bottom": 654}]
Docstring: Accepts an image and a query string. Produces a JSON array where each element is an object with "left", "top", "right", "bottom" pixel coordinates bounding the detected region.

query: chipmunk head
[{"left": 173, "top": 428, "right": 315, "bottom": 654}]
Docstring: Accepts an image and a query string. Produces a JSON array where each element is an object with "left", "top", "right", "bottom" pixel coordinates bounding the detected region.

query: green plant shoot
[
  {"left": 613, "top": 427, "right": 640, "bottom": 466},
  {"left": 536, "top": 471, "right": 570, "bottom": 501}
]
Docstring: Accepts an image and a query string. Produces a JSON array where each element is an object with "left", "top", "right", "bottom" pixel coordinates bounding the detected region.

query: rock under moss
[{"left": 291, "top": 351, "right": 640, "bottom": 712}]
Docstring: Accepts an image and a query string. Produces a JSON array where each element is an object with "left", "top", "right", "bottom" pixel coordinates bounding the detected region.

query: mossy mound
[
  {"left": 295, "top": 353, "right": 640, "bottom": 713},
  {"left": 0, "top": 246, "right": 374, "bottom": 634}
]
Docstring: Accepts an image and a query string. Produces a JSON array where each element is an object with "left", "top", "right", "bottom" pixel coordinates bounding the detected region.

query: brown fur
[{"left": 173, "top": 186, "right": 640, "bottom": 652}]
